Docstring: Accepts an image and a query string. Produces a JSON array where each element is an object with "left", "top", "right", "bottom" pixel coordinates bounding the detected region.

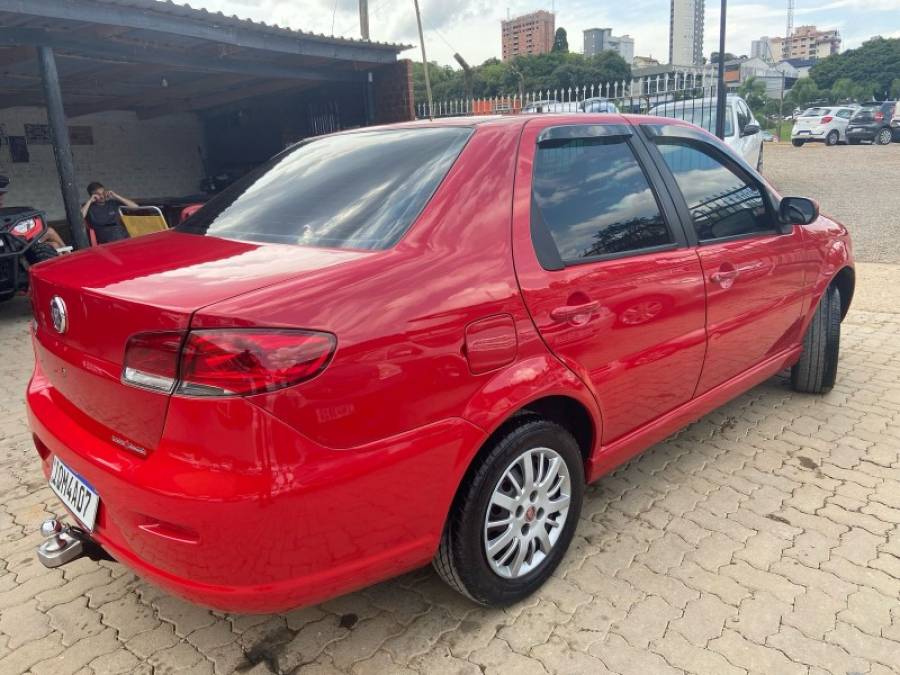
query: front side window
[
  {"left": 178, "top": 127, "right": 472, "bottom": 250},
  {"left": 653, "top": 139, "right": 771, "bottom": 241},
  {"left": 836, "top": 109, "right": 853, "bottom": 119},
  {"left": 533, "top": 136, "right": 672, "bottom": 262},
  {"left": 650, "top": 103, "right": 734, "bottom": 137}
]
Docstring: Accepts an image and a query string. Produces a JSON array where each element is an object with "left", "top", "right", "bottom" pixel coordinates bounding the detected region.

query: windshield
[
  {"left": 178, "top": 127, "right": 472, "bottom": 249},
  {"left": 650, "top": 102, "right": 733, "bottom": 137}
]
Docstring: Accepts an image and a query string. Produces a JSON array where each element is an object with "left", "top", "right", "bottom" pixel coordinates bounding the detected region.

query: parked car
[
  {"left": 578, "top": 97, "right": 619, "bottom": 113},
  {"left": 30, "top": 114, "right": 854, "bottom": 613},
  {"left": 761, "top": 130, "right": 775, "bottom": 142},
  {"left": 791, "top": 106, "right": 856, "bottom": 146},
  {"left": 521, "top": 99, "right": 558, "bottom": 114},
  {"left": 891, "top": 111, "right": 900, "bottom": 141},
  {"left": 846, "top": 101, "right": 897, "bottom": 145},
  {"left": 649, "top": 95, "right": 763, "bottom": 170}
]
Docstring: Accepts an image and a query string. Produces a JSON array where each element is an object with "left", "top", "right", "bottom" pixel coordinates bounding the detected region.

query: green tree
[
  {"left": 829, "top": 77, "right": 856, "bottom": 103},
  {"left": 810, "top": 37, "right": 900, "bottom": 96},
  {"left": 785, "top": 78, "right": 822, "bottom": 111},
  {"left": 710, "top": 52, "right": 738, "bottom": 64},
  {"left": 738, "top": 76, "right": 768, "bottom": 113},
  {"left": 553, "top": 27, "right": 568, "bottom": 53},
  {"left": 891, "top": 78, "right": 900, "bottom": 99}
]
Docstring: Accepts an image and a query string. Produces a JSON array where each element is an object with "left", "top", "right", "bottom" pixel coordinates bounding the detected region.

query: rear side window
[
  {"left": 179, "top": 127, "right": 472, "bottom": 249},
  {"left": 532, "top": 136, "right": 672, "bottom": 262},
  {"left": 653, "top": 139, "right": 771, "bottom": 241}
]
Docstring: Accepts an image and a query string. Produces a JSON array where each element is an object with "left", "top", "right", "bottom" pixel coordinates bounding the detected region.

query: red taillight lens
[
  {"left": 820, "top": 116, "right": 833, "bottom": 124},
  {"left": 122, "top": 331, "right": 184, "bottom": 393},
  {"left": 178, "top": 330, "right": 336, "bottom": 396},
  {"left": 875, "top": 111, "right": 884, "bottom": 121}
]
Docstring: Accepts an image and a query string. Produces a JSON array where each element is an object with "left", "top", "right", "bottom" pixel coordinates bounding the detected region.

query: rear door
[
  {"left": 640, "top": 123, "right": 807, "bottom": 396},
  {"left": 512, "top": 120, "right": 707, "bottom": 444}
]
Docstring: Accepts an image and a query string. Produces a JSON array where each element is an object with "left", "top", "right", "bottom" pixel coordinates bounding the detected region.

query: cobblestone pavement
[
  {"left": 762, "top": 142, "right": 900, "bottom": 264},
  {"left": 2, "top": 165, "right": 900, "bottom": 674}
]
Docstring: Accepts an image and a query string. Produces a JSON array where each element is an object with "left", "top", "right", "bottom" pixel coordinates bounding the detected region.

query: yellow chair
[{"left": 118, "top": 206, "right": 169, "bottom": 238}]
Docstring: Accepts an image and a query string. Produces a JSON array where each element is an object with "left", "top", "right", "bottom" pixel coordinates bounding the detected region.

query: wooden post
[
  {"left": 412, "top": 0, "right": 433, "bottom": 118},
  {"left": 359, "top": 0, "right": 370, "bottom": 41},
  {"left": 37, "top": 45, "right": 89, "bottom": 250}
]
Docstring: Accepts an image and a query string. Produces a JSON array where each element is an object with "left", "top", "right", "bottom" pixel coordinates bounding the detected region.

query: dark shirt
[{"left": 86, "top": 199, "right": 123, "bottom": 228}]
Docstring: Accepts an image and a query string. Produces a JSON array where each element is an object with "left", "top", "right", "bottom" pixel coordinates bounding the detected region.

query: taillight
[
  {"left": 178, "top": 330, "right": 335, "bottom": 396},
  {"left": 12, "top": 215, "right": 43, "bottom": 241},
  {"left": 122, "top": 331, "right": 184, "bottom": 393},
  {"left": 123, "top": 329, "right": 335, "bottom": 396},
  {"left": 820, "top": 116, "right": 833, "bottom": 124},
  {"left": 875, "top": 111, "right": 884, "bottom": 122}
]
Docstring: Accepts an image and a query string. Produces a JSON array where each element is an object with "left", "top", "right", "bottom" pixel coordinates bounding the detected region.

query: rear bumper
[{"left": 28, "top": 363, "right": 484, "bottom": 613}]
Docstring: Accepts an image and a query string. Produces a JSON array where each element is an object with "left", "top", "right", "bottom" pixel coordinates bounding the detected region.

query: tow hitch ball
[{"left": 36, "top": 518, "right": 112, "bottom": 568}]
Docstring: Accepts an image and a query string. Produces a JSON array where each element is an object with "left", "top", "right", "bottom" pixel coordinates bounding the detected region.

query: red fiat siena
[{"left": 29, "top": 114, "right": 853, "bottom": 612}]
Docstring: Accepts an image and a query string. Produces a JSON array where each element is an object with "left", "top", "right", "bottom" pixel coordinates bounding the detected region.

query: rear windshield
[
  {"left": 801, "top": 107, "right": 830, "bottom": 117},
  {"left": 178, "top": 127, "right": 472, "bottom": 249}
]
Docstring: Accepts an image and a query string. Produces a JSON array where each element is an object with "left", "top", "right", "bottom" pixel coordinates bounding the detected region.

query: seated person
[
  {"left": 0, "top": 174, "right": 66, "bottom": 249},
  {"left": 81, "top": 181, "right": 138, "bottom": 244}
]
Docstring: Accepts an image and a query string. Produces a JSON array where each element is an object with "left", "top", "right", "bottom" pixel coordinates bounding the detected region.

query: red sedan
[{"left": 28, "top": 114, "right": 853, "bottom": 613}]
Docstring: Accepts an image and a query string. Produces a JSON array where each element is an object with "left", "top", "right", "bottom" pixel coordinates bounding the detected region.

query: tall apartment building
[
  {"left": 750, "top": 36, "right": 776, "bottom": 63},
  {"left": 769, "top": 26, "right": 841, "bottom": 61},
  {"left": 584, "top": 28, "right": 635, "bottom": 63},
  {"left": 501, "top": 10, "right": 556, "bottom": 62},
  {"left": 669, "top": 0, "right": 704, "bottom": 66}
]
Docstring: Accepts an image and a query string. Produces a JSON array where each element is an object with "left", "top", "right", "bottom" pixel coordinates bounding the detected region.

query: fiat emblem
[{"left": 49, "top": 296, "right": 68, "bottom": 334}]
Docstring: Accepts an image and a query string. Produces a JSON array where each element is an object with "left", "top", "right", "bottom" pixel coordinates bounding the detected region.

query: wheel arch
[{"left": 830, "top": 266, "right": 854, "bottom": 319}]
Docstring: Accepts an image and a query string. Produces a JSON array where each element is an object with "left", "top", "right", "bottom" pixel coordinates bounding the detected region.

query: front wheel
[
  {"left": 876, "top": 128, "right": 892, "bottom": 145},
  {"left": 792, "top": 139, "right": 805, "bottom": 147},
  {"left": 791, "top": 285, "right": 841, "bottom": 394},
  {"left": 433, "top": 418, "right": 584, "bottom": 606},
  {"left": 25, "top": 242, "right": 59, "bottom": 265},
  {"left": 826, "top": 130, "right": 839, "bottom": 146}
]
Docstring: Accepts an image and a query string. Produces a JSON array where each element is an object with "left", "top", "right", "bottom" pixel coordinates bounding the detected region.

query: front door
[
  {"left": 643, "top": 124, "right": 807, "bottom": 395},
  {"left": 512, "top": 120, "right": 707, "bottom": 444}
]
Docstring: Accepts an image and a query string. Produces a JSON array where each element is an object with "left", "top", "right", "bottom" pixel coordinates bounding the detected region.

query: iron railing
[{"left": 415, "top": 69, "right": 728, "bottom": 128}]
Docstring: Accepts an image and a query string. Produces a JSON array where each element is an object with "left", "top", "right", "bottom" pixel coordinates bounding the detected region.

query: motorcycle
[{"left": 0, "top": 206, "right": 59, "bottom": 302}]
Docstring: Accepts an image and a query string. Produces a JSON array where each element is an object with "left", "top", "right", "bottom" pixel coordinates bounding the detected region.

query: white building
[
  {"left": 584, "top": 28, "right": 635, "bottom": 64},
  {"left": 669, "top": 0, "right": 705, "bottom": 66}
]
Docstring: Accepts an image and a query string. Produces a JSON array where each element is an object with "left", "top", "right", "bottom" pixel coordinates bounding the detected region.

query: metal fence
[{"left": 415, "top": 69, "right": 726, "bottom": 126}]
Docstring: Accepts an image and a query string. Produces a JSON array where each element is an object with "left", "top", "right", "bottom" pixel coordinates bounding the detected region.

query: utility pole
[
  {"left": 715, "top": 0, "right": 728, "bottom": 139},
  {"left": 413, "top": 0, "right": 433, "bottom": 118},
  {"left": 359, "top": 0, "right": 370, "bottom": 40},
  {"left": 454, "top": 53, "right": 474, "bottom": 101}
]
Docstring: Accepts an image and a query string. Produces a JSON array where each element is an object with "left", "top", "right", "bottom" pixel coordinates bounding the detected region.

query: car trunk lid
[{"left": 31, "top": 231, "right": 369, "bottom": 452}]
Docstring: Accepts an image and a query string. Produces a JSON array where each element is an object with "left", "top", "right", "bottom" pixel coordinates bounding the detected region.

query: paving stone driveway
[{"left": 2, "top": 158, "right": 900, "bottom": 675}]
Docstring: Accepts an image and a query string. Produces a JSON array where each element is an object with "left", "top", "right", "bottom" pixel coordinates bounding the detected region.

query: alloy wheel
[
  {"left": 878, "top": 129, "right": 892, "bottom": 145},
  {"left": 483, "top": 447, "right": 571, "bottom": 579}
]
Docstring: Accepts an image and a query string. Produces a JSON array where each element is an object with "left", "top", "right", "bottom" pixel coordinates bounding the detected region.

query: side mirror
[
  {"left": 742, "top": 122, "right": 761, "bottom": 137},
  {"left": 779, "top": 196, "right": 819, "bottom": 228}
]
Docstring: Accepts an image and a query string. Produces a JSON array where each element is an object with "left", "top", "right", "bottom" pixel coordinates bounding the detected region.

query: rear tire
[
  {"left": 876, "top": 128, "right": 892, "bottom": 145},
  {"left": 825, "top": 130, "right": 839, "bottom": 146},
  {"left": 25, "top": 242, "right": 59, "bottom": 266},
  {"left": 433, "top": 418, "right": 584, "bottom": 606},
  {"left": 792, "top": 139, "right": 805, "bottom": 147},
  {"left": 791, "top": 285, "right": 841, "bottom": 394}
]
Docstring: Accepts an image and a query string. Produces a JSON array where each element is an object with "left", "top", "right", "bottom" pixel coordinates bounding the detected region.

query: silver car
[{"left": 791, "top": 106, "right": 856, "bottom": 146}]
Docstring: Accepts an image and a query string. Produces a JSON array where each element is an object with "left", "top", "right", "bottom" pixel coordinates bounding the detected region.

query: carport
[{"left": 0, "top": 0, "right": 413, "bottom": 248}]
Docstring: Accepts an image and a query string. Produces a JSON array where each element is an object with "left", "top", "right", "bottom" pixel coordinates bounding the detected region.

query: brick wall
[
  {"left": 373, "top": 60, "right": 414, "bottom": 124},
  {"left": 0, "top": 107, "right": 205, "bottom": 220}
]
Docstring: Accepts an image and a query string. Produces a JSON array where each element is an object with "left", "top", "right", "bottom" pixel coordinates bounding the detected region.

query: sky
[{"left": 192, "top": 0, "right": 900, "bottom": 67}]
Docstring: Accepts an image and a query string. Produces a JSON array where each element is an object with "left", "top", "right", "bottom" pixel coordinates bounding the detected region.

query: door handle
[
  {"left": 550, "top": 301, "right": 600, "bottom": 324},
  {"left": 711, "top": 268, "right": 739, "bottom": 289}
]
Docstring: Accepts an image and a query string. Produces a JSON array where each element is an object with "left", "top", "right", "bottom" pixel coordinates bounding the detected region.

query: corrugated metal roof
[{"left": 93, "top": 0, "right": 411, "bottom": 51}]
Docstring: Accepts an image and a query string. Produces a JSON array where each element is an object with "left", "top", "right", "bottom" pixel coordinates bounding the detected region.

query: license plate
[{"left": 48, "top": 456, "right": 100, "bottom": 531}]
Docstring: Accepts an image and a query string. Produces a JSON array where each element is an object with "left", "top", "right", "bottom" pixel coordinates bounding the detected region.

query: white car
[
  {"left": 649, "top": 95, "right": 763, "bottom": 170},
  {"left": 791, "top": 106, "right": 856, "bottom": 146}
]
